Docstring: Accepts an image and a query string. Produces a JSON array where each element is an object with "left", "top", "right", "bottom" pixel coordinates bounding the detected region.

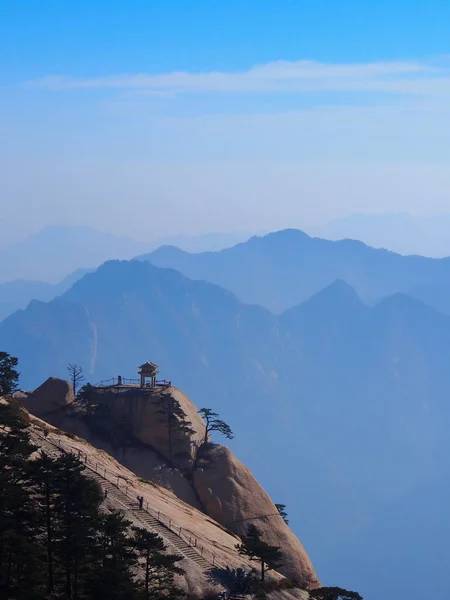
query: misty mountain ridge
[
  {"left": 0, "top": 225, "right": 153, "bottom": 283},
  {"left": 141, "top": 228, "right": 450, "bottom": 313},
  {"left": 150, "top": 231, "right": 255, "bottom": 253},
  {"left": 310, "top": 212, "right": 450, "bottom": 258},
  {"left": 6, "top": 224, "right": 450, "bottom": 321},
  {"left": 0, "top": 226, "right": 255, "bottom": 319},
  {"left": 2, "top": 258, "right": 450, "bottom": 599},
  {"left": 4, "top": 232, "right": 450, "bottom": 599},
  {"left": 0, "top": 268, "right": 94, "bottom": 322},
  {"left": 1, "top": 225, "right": 255, "bottom": 284}
]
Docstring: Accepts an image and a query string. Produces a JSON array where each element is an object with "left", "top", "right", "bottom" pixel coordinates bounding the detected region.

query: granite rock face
[
  {"left": 193, "top": 443, "right": 319, "bottom": 587},
  {"left": 23, "top": 380, "right": 319, "bottom": 588},
  {"left": 86, "top": 385, "right": 205, "bottom": 470},
  {"left": 23, "top": 377, "right": 74, "bottom": 417}
]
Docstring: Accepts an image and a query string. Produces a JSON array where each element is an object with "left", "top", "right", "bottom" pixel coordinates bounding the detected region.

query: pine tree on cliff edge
[
  {"left": 236, "top": 524, "right": 283, "bottom": 582},
  {"left": 198, "top": 408, "right": 234, "bottom": 445},
  {"left": 0, "top": 351, "right": 19, "bottom": 396}
]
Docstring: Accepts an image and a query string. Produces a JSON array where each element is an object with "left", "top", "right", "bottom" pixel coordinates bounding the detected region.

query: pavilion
[{"left": 138, "top": 361, "right": 159, "bottom": 388}]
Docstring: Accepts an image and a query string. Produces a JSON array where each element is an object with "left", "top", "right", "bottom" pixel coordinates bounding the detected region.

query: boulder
[
  {"left": 23, "top": 377, "right": 74, "bottom": 417},
  {"left": 193, "top": 444, "right": 319, "bottom": 588}
]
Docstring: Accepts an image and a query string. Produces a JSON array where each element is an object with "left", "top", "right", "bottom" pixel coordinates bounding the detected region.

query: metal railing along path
[{"left": 32, "top": 429, "right": 218, "bottom": 569}]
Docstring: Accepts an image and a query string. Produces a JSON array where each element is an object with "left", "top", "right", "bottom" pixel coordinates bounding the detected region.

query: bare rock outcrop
[
  {"left": 43, "top": 408, "right": 203, "bottom": 510},
  {"left": 87, "top": 385, "right": 205, "bottom": 469},
  {"left": 22, "top": 377, "right": 74, "bottom": 417},
  {"left": 193, "top": 443, "right": 319, "bottom": 588},
  {"left": 23, "top": 380, "right": 319, "bottom": 589}
]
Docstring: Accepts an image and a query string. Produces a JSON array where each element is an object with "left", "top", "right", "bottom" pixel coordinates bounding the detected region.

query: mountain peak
[
  {"left": 282, "top": 279, "right": 366, "bottom": 323},
  {"left": 139, "top": 244, "right": 189, "bottom": 261},
  {"left": 255, "top": 228, "right": 311, "bottom": 245},
  {"left": 306, "top": 279, "right": 364, "bottom": 307}
]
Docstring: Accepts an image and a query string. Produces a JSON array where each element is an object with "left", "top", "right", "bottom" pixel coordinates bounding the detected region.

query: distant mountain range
[
  {"left": 2, "top": 257, "right": 450, "bottom": 599},
  {"left": 0, "top": 268, "right": 93, "bottom": 321},
  {"left": 310, "top": 212, "right": 450, "bottom": 258},
  {"left": 140, "top": 228, "right": 450, "bottom": 313},
  {"left": 151, "top": 231, "right": 254, "bottom": 253},
  {"left": 0, "top": 225, "right": 253, "bottom": 284},
  {"left": 0, "top": 226, "right": 253, "bottom": 320},
  {"left": 0, "top": 225, "right": 152, "bottom": 283}
]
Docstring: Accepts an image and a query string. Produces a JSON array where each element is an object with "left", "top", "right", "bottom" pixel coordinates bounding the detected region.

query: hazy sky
[{"left": 2, "top": 1, "right": 450, "bottom": 245}]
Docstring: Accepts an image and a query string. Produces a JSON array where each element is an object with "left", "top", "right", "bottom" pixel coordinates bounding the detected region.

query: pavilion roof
[{"left": 138, "top": 361, "right": 159, "bottom": 371}]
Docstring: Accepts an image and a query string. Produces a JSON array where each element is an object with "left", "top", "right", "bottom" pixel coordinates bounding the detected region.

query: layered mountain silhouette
[
  {"left": 0, "top": 225, "right": 152, "bottom": 283},
  {"left": 409, "top": 279, "right": 450, "bottom": 316},
  {"left": 139, "top": 228, "right": 450, "bottom": 313},
  {"left": 310, "top": 212, "right": 450, "bottom": 258},
  {"left": 0, "top": 225, "right": 253, "bottom": 285},
  {"left": 2, "top": 259, "right": 450, "bottom": 599},
  {"left": 0, "top": 268, "right": 94, "bottom": 321}
]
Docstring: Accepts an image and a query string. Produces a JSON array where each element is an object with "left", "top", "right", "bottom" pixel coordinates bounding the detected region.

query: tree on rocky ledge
[
  {"left": 275, "top": 503, "right": 289, "bottom": 525},
  {"left": 157, "top": 393, "right": 194, "bottom": 460},
  {"left": 309, "top": 586, "right": 363, "bottom": 600},
  {"left": 198, "top": 408, "right": 234, "bottom": 445},
  {"left": 236, "top": 524, "right": 282, "bottom": 582},
  {"left": 0, "top": 351, "right": 19, "bottom": 396},
  {"left": 67, "top": 363, "right": 85, "bottom": 395}
]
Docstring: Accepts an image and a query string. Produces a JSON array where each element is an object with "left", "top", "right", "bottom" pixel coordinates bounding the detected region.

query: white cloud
[
  {"left": 5, "top": 57, "right": 450, "bottom": 245},
  {"left": 27, "top": 58, "right": 450, "bottom": 97}
]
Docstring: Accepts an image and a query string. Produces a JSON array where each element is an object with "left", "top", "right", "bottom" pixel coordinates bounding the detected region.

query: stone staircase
[
  {"left": 87, "top": 471, "right": 211, "bottom": 570},
  {"left": 33, "top": 431, "right": 241, "bottom": 592}
]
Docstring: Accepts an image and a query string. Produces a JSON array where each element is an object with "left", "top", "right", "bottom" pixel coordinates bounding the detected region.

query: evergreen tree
[
  {"left": 157, "top": 393, "right": 194, "bottom": 460},
  {"left": 236, "top": 524, "right": 283, "bottom": 582},
  {"left": 87, "top": 512, "right": 137, "bottom": 600},
  {"left": 77, "top": 383, "right": 96, "bottom": 411},
  {"left": 50, "top": 453, "right": 103, "bottom": 599},
  {"left": 0, "top": 352, "right": 19, "bottom": 396},
  {"left": 309, "top": 587, "right": 363, "bottom": 600},
  {"left": 275, "top": 503, "right": 289, "bottom": 525},
  {"left": 0, "top": 402, "right": 45, "bottom": 599},
  {"left": 198, "top": 408, "right": 234, "bottom": 445},
  {"left": 132, "top": 527, "right": 184, "bottom": 600},
  {"left": 31, "top": 452, "right": 58, "bottom": 595}
]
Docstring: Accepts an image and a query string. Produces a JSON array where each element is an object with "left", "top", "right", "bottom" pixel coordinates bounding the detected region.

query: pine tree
[
  {"left": 50, "top": 453, "right": 103, "bottom": 599},
  {"left": 87, "top": 512, "right": 137, "bottom": 600},
  {"left": 236, "top": 524, "right": 283, "bottom": 582},
  {"left": 309, "top": 587, "right": 363, "bottom": 600},
  {"left": 31, "top": 452, "right": 58, "bottom": 595},
  {"left": 156, "top": 393, "right": 194, "bottom": 461},
  {"left": 275, "top": 503, "right": 289, "bottom": 525},
  {"left": 0, "top": 352, "right": 19, "bottom": 396},
  {"left": 198, "top": 408, "right": 234, "bottom": 445},
  {"left": 0, "top": 402, "right": 46, "bottom": 599},
  {"left": 132, "top": 527, "right": 184, "bottom": 600}
]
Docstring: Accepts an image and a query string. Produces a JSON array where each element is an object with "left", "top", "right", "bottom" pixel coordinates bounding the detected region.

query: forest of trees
[{"left": 0, "top": 400, "right": 185, "bottom": 600}]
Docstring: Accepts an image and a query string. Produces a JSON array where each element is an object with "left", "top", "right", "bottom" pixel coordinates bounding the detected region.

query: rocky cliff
[{"left": 20, "top": 378, "right": 319, "bottom": 592}]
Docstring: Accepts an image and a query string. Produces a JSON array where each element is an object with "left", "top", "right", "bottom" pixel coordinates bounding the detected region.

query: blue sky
[{"left": 2, "top": 1, "right": 450, "bottom": 244}]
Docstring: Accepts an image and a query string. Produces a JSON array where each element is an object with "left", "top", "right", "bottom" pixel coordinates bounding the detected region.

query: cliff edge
[{"left": 20, "top": 378, "right": 319, "bottom": 590}]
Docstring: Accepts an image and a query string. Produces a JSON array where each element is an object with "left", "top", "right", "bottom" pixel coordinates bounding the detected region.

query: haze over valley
[
  {"left": 3, "top": 2, "right": 450, "bottom": 599},
  {"left": 3, "top": 228, "right": 450, "bottom": 599}
]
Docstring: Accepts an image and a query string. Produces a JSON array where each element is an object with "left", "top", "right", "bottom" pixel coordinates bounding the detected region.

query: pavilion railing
[{"left": 94, "top": 377, "right": 171, "bottom": 388}]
